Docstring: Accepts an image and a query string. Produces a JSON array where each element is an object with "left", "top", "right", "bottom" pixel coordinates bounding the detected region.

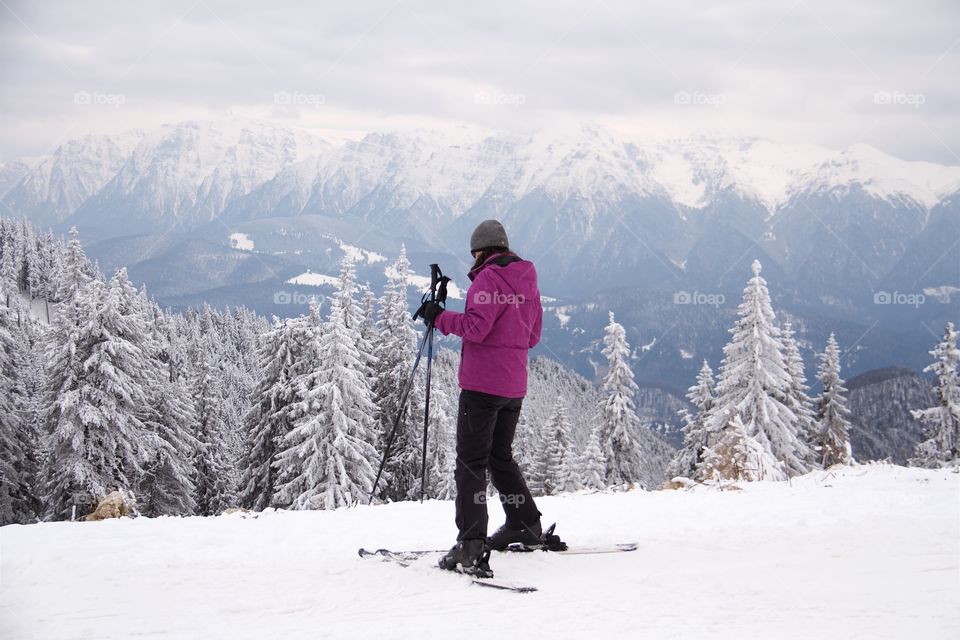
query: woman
[{"left": 416, "top": 219, "right": 544, "bottom": 578}]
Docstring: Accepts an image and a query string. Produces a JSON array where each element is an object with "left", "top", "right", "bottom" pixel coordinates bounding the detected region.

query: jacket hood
[{"left": 481, "top": 256, "right": 539, "bottom": 300}]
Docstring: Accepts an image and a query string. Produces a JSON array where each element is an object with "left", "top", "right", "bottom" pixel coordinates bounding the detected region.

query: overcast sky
[{"left": 1, "top": 0, "right": 957, "bottom": 163}]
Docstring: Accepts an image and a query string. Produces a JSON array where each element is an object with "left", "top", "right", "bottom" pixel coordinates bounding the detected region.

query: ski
[
  {"left": 360, "top": 523, "right": 637, "bottom": 557},
  {"left": 504, "top": 541, "right": 638, "bottom": 554},
  {"left": 358, "top": 548, "right": 537, "bottom": 593},
  {"left": 357, "top": 543, "right": 638, "bottom": 556}
]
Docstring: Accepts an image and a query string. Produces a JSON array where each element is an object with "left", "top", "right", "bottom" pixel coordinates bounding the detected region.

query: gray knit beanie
[{"left": 470, "top": 219, "right": 510, "bottom": 252}]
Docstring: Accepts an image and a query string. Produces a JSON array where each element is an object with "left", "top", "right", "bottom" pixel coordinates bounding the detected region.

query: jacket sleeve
[
  {"left": 432, "top": 272, "right": 500, "bottom": 343},
  {"left": 528, "top": 292, "right": 543, "bottom": 348}
]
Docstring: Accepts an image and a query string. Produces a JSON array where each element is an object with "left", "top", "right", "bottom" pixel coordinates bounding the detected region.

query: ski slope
[{"left": 2, "top": 465, "right": 957, "bottom": 640}]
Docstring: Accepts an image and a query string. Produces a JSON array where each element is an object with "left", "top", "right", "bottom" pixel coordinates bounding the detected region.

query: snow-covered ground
[
  {"left": 2, "top": 465, "right": 957, "bottom": 640},
  {"left": 286, "top": 270, "right": 340, "bottom": 287},
  {"left": 229, "top": 232, "right": 255, "bottom": 251}
]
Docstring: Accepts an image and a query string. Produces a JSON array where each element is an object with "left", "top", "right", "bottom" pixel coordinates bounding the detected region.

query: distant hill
[{"left": 846, "top": 367, "right": 936, "bottom": 464}]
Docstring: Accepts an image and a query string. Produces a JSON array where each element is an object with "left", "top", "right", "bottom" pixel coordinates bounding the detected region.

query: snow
[
  {"left": 7, "top": 120, "right": 960, "bottom": 230},
  {"left": 336, "top": 240, "right": 386, "bottom": 265},
  {"left": 1, "top": 465, "right": 956, "bottom": 639},
  {"left": 18, "top": 292, "right": 53, "bottom": 325},
  {"left": 229, "top": 232, "right": 255, "bottom": 251},
  {"left": 383, "top": 265, "right": 462, "bottom": 300},
  {"left": 923, "top": 285, "right": 960, "bottom": 303},
  {"left": 638, "top": 135, "right": 960, "bottom": 212},
  {"left": 286, "top": 270, "right": 339, "bottom": 287}
]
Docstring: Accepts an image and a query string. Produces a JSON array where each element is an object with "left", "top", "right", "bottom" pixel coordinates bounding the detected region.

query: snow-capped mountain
[
  {"left": 2, "top": 132, "right": 145, "bottom": 227},
  {"left": 4, "top": 119, "right": 329, "bottom": 238},
  {"left": 7, "top": 120, "right": 959, "bottom": 237},
  {"left": 3, "top": 119, "right": 957, "bottom": 390}
]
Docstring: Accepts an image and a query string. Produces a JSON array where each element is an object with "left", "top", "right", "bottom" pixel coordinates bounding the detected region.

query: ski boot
[
  {"left": 489, "top": 522, "right": 569, "bottom": 552},
  {"left": 487, "top": 520, "right": 543, "bottom": 551},
  {"left": 438, "top": 539, "right": 493, "bottom": 578}
]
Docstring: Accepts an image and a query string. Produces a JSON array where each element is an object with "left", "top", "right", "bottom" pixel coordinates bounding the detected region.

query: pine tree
[
  {"left": 910, "top": 323, "right": 960, "bottom": 467},
  {"left": 359, "top": 282, "right": 377, "bottom": 348},
  {"left": 781, "top": 322, "right": 820, "bottom": 468},
  {"left": 1, "top": 239, "right": 20, "bottom": 319},
  {"left": 20, "top": 219, "right": 41, "bottom": 299},
  {"left": 527, "top": 419, "right": 549, "bottom": 497},
  {"left": 707, "top": 260, "right": 810, "bottom": 478},
  {"left": 597, "top": 312, "right": 648, "bottom": 487},
  {"left": 579, "top": 426, "right": 607, "bottom": 490},
  {"left": 814, "top": 333, "right": 853, "bottom": 467},
  {"left": 425, "top": 391, "right": 457, "bottom": 500},
  {"left": 136, "top": 293, "right": 198, "bottom": 517},
  {"left": 55, "top": 227, "right": 96, "bottom": 302},
  {"left": 41, "top": 271, "right": 154, "bottom": 519},
  {"left": 542, "top": 401, "right": 574, "bottom": 495},
  {"left": 0, "top": 285, "right": 36, "bottom": 523},
  {"left": 273, "top": 293, "right": 379, "bottom": 510},
  {"left": 543, "top": 398, "right": 570, "bottom": 495},
  {"left": 238, "top": 308, "right": 318, "bottom": 510},
  {"left": 373, "top": 246, "right": 425, "bottom": 500},
  {"left": 667, "top": 360, "right": 715, "bottom": 480},
  {"left": 559, "top": 438, "right": 582, "bottom": 493},
  {"left": 190, "top": 336, "right": 237, "bottom": 515}
]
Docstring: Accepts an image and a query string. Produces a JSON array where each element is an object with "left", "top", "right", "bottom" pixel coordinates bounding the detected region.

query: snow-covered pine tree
[
  {"left": 0, "top": 282, "right": 37, "bottom": 524},
  {"left": 0, "top": 238, "right": 20, "bottom": 319},
  {"left": 542, "top": 400, "right": 573, "bottom": 495},
  {"left": 131, "top": 298, "right": 197, "bottom": 517},
  {"left": 910, "top": 322, "right": 960, "bottom": 467},
  {"left": 698, "top": 414, "right": 781, "bottom": 482},
  {"left": 373, "top": 246, "right": 425, "bottom": 500},
  {"left": 527, "top": 418, "right": 549, "bottom": 497},
  {"left": 707, "top": 260, "right": 809, "bottom": 478},
  {"left": 190, "top": 333, "right": 237, "bottom": 515},
  {"left": 272, "top": 292, "right": 379, "bottom": 510},
  {"left": 55, "top": 227, "right": 97, "bottom": 302},
  {"left": 579, "top": 426, "right": 607, "bottom": 490},
  {"left": 559, "top": 438, "right": 582, "bottom": 493},
  {"left": 814, "top": 333, "right": 854, "bottom": 467},
  {"left": 425, "top": 389, "right": 457, "bottom": 500},
  {"left": 41, "top": 270, "right": 154, "bottom": 519},
  {"left": 780, "top": 322, "right": 820, "bottom": 469},
  {"left": 238, "top": 307, "right": 319, "bottom": 510},
  {"left": 597, "top": 312, "right": 648, "bottom": 487},
  {"left": 512, "top": 410, "right": 536, "bottom": 481},
  {"left": 20, "top": 219, "right": 41, "bottom": 299},
  {"left": 667, "top": 359, "right": 715, "bottom": 480},
  {"left": 359, "top": 282, "right": 377, "bottom": 351}
]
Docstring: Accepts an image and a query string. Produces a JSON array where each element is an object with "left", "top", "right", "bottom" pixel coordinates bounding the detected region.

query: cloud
[{"left": 0, "top": 0, "right": 958, "bottom": 163}]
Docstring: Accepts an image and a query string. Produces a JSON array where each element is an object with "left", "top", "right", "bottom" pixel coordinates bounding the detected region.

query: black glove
[{"left": 414, "top": 300, "right": 444, "bottom": 325}]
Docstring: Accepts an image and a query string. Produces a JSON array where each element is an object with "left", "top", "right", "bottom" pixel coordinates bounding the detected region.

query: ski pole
[
  {"left": 418, "top": 264, "right": 442, "bottom": 502},
  {"left": 369, "top": 322, "right": 433, "bottom": 503},
  {"left": 369, "top": 264, "right": 450, "bottom": 504}
]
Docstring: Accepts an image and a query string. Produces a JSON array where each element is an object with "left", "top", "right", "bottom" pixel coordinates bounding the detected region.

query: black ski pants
[{"left": 454, "top": 389, "right": 540, "bottom": 540}]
